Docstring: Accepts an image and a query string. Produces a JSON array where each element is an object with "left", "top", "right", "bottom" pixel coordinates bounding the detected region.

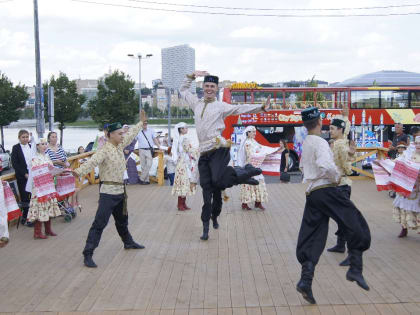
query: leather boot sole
[
  {"left": 346, "top": 271, "right": 370, "bottom": 291},
  {"left": 296, "top": 285, "right": 316, "bottom": 304},
  {"left": 327, "top": 246, "right": 345, "bottom": 253}
]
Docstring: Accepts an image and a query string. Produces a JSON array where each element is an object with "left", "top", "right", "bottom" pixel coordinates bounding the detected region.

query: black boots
[
  {"left": 296, "top": 261, "right": 316, "bottom": 304},
  {"left": 234, "top": 164, "right": 262, "bottom": 186},
  {"left": 346, "top": 250, "right": 369, "bottom": 291},
  {"left": 83, "top": 254, "right": 97, "bottom": 268},
  {"left": 124, "top": 241, "right": 145, "bottom": 249},
  {"left": 327, "top": 237, "right": 346, "bottom": 253},
  {"left": 200, "top": 221, "right": 210, "bottom": 241},
  {"left": 212, "top": 216, "right": 219, "bottom": 229}
]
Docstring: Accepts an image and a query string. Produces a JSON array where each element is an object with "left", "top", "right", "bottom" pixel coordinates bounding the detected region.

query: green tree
[
  {"left": 141, "top": 87, "right": 152, "bottom": 96},
  {"left": 0, "top": 72, "right": 29, "bottom": 147},
  {"left": 43, "top": 72, "right": 86, "bottom": 145},
  {"left": 143, "top": 102, "right": 151, "bottom": 117},
  {"left": 88, "top": 70, "right": 137, "bottom": 128}
]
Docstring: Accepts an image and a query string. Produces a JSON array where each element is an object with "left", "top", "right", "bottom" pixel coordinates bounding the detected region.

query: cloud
[
  {"left": 1, "top": 0, "right": 420, "bottom": 87},
  {"left": 230, "top": 26, "right": 277, "bottom": 39}
]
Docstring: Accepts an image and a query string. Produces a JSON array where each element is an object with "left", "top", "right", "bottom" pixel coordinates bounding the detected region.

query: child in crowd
[{"left": 165, "top": 147, "right": 176, "bottom": 186}]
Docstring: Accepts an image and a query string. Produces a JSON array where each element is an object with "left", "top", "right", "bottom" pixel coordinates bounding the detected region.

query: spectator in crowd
[
  {"left": 136, "top": 120, "right": 161, "bottom": 185},
  {"left": 408, "top": 126, "right": 420, "bottom": 144},
  {"left": 162, "top": 133, "right": 170, "bottom": 147},
  {"left": 45, "top": 132, "right": 70, "bottom": 169},
  {"left": 165, "top": 148, "right": 176, "bottom": 186},
  {"left": 389, "top": 123, "right": 408, "bottom": 159},
  {"left": 78, "top": 146, "right": 85, "bottom": 154},
  {"left": 279, "top": 139, "right": 290, "bottom": 174},
  {"left": 123, "top": 126, "right": 141, "bottom": 185},
  {"left": 11, "top": 130, "right": 33, "bottom": 226}
]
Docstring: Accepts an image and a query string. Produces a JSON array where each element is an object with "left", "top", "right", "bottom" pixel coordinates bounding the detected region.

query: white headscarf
[
  {"left": 172, "top": 122, "right": 188, "bottom": 162},
  {"left": 25, "top": 137, "right": 47, "bottom": 193},
  {"left": 237, "top": 126, "right": 256, "bottom": 167}
]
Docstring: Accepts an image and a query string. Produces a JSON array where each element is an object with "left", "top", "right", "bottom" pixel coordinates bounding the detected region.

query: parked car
[{"left": 0, "top": 144, "right": 11, "bottom": 171}]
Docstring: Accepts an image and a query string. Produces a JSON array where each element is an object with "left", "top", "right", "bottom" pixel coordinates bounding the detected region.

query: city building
[
  {"left": 161, "top": 44, "right": 195, "bottom": 93},
  {"left": 75, "top": 79, "right": 99, "bottom": 108}
]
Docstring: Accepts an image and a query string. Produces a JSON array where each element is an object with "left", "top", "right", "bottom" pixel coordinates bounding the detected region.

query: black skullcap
[
  {"left": 331, "top": 118, "right": 346, "bottom": 129},
  {"left": 301, "top": 107, "right": 321, "bottom": 122},
  {"left": 204, "top": 75, "right": 219, "bottom": 85},
  {"left": 107, "top": 122, "right": 123, "bottom": 133}
]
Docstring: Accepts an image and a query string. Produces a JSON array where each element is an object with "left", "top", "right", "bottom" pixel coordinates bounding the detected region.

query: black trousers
[
  {"left": 296, "top": 187, "right": 370, "bottom": 266},
  {"left": 198, "top": 148, "right": 236, "bottom": 223},
  {"left": 16, "top": 177, "right": 31, "bottom": 220},
  {"left": 334, "top": 185, "right": 352, "bottom": 240},
  {"left": 83, "top": 193, "right": 133, "bottom": 256}
]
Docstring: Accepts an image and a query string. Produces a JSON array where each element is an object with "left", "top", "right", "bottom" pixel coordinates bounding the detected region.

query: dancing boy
[
  {"left": 296, "top": 107, "right": 371, "bottom": 304},
  {"left": 180, "top": 71, "right": 269, "bottom": 240},
  {"left": 73, "top": 118, "right": 145, "bottom": 268}
]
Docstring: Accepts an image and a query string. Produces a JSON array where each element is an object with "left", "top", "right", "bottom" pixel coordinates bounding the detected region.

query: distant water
[{"left": 2, "top": 125, "right": 198, "bottom": 153}]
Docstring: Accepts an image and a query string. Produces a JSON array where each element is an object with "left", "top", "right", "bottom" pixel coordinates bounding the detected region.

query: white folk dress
[
  {"left": 171, "top": 137, "right": 199, "bottom": 197},
  {"left": 240, "top": 138, "right": 268, "bottom": 203},
  {"left": 392, "top": 153, "right": 420, "bottom": 229},
  {"left": 27, "top": 153, "right": 61, "bottom": 223}
]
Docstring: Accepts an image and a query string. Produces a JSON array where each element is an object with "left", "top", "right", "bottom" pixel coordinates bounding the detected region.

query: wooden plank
[{"left": 2, "top": 181, "right": 420, "bottom": 313}]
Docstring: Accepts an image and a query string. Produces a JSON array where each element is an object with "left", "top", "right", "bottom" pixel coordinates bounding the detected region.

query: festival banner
[
  {"left": 2, "top": 182, "right": 21, "bottom": 221},
  {"left": 389, "top": 160, "right": 420, "bottom": 197},
  {"left": 56, "top": 173, "right": 76, "bottom": 199}
]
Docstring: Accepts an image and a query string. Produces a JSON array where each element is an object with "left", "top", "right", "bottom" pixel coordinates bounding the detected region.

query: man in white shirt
[
  {"left": 180, "top": 71, "right": 268, "bottom": 241},
  {"left": 136, "top": 120, "right": 161, "bottom": 185},
  {"left": 296, "top": 107, "right": 371, "bottom": 305}
]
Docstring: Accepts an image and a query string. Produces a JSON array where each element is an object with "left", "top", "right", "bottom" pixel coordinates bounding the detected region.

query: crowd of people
[{"left": 1, "top": 71, "right": 420, "bottom": 307}]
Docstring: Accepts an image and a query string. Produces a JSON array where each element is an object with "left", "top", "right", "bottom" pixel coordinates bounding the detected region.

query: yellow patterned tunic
[
  {"left": 27, "top": 153, "right": 61, "bottom": 222},
  {"left": 74, "top": 121, "right": 143, "bottom": 195},
  {"left": 332, "top": 138, "right": 354, "bottom": 187}
]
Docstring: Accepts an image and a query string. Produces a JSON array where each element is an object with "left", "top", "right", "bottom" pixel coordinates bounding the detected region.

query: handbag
[
  {"left": 280, "top": 172, "right": 290, "bottom": 182},
  {"left": 142, "top": 130, "right": 155, "bottom": 157}
]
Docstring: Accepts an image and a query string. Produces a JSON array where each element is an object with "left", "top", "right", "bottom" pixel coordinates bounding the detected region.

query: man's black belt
[
  {"left": 100, "top": 181, "right": 128, "bottom": 215},
  {"left": 140, "top": 148, "right": 152, "bottom": 150}
]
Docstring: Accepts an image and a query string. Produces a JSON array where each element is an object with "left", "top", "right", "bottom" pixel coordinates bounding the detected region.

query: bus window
[
  {"left": 380, "top": 91, "right": 408, "bottom": 108},
  {"left": 255, "top": 125, "right": 295, "bottom": 144},
  {"left": 410, "top": 91, "right": 420, "bottom": 108},
  {"left": 351, "top": 91, "right": 380, "bottom": 109}
]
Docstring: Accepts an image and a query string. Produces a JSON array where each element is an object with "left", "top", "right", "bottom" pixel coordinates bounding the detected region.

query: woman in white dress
[
  {"left": 393, "top": 136, "right": 420, "bottom": 237},
  {"left": 171, "top": 122, "right": 199, "bottom": 211},
  {"left": 26, "top": 138, "right": 63, "bottom": 239},
  {"left": 238, "top": 126, "right": 271, "bottom": 210}
]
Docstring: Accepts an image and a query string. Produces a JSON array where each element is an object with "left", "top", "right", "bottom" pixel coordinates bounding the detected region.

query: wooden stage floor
[{"left": 1, "top": 181, "right": 420, "bottom": 315}]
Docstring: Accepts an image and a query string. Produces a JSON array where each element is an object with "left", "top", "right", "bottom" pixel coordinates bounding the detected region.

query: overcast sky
[{"left": 1, "top": 0, "right": 420, "bottom": 87}]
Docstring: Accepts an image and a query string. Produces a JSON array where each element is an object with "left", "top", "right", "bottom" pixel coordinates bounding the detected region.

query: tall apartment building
[{"left": 161, "top": 44, "right": 195, "bottom": 93}]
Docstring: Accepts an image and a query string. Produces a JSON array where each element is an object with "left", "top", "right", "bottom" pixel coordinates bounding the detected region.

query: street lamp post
[{"left": 128, "top": 53, "right": 152, "bottom": 115}]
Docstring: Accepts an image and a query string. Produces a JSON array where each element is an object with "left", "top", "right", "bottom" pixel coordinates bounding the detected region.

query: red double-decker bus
[{"left": 221, "top": 85, "right": 420, "bottom": 175}]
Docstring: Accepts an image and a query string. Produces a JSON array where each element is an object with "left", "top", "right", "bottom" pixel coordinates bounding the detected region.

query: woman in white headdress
[
  {"left": 171, "top": 122, "right": 199, "bottom": 211},
  {"left": 237, "top": 126, "right": 271, "bottom": 210},
  {"left": 26, "top": 137, "right": 62, "bottom": 239}
]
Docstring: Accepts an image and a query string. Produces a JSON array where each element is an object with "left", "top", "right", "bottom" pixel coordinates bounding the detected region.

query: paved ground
[{"left": 1, "top": 180, "right": 420, "bottom": 314}]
